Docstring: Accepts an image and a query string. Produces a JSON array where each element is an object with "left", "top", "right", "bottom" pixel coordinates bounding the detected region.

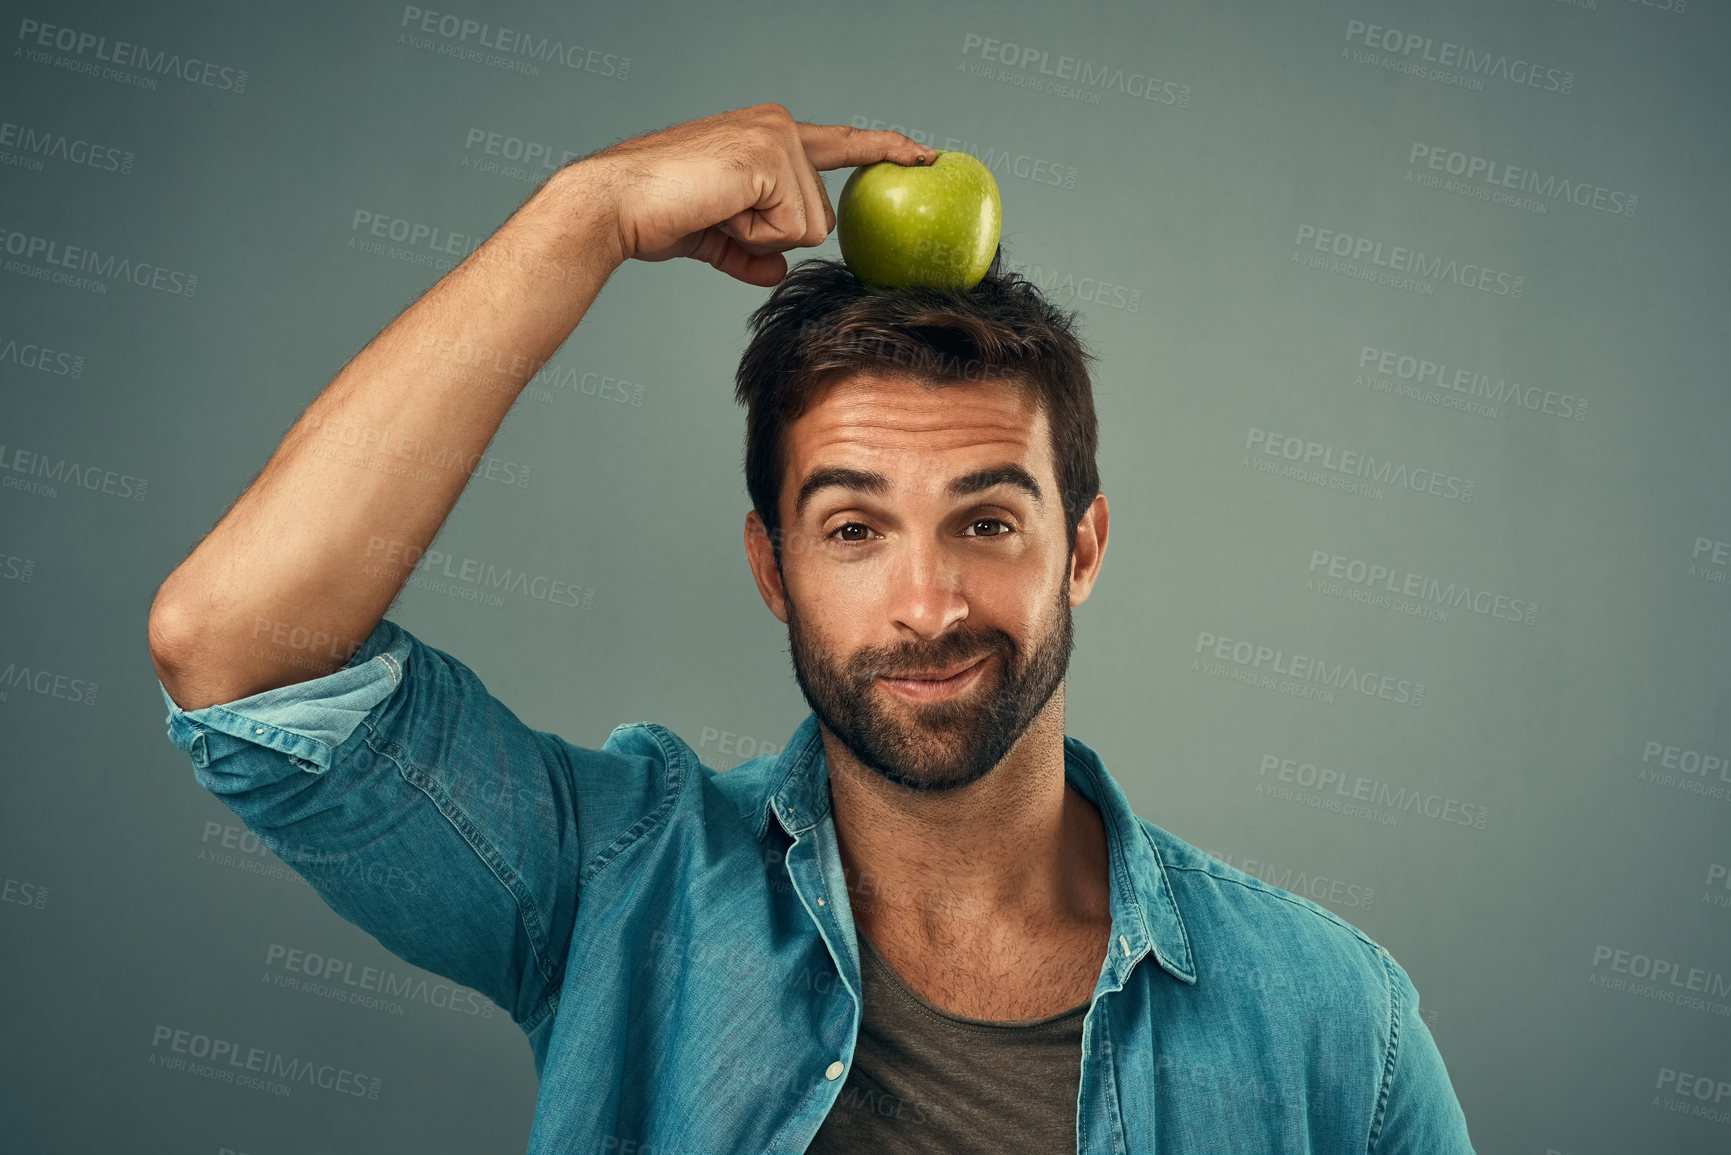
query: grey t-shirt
[{"left": 806, "top": 931, "right": 1088, "bottom": 1154}]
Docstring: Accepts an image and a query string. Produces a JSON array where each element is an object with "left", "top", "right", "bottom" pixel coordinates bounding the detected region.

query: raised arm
[{"left": 147, "top": 103, "right": 933, "bottom": 709}]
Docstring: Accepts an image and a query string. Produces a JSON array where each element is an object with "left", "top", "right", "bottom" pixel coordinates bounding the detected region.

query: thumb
[{"left": 688, "top": 226, "right": 789, "bottom": 287}]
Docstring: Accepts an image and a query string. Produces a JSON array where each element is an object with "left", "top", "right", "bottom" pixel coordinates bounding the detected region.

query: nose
[{"left": 883, "top": 541, "right": 968, "bottom": 640}]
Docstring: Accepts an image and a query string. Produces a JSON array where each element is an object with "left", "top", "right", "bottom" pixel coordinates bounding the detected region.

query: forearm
[{"left": 150, "top": 163, "right": 623, "bottom": 709}]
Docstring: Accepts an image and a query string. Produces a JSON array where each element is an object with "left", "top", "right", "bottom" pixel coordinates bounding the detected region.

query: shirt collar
[{"left": 756, "top": 712, "right": 1198, "bottom": 988}]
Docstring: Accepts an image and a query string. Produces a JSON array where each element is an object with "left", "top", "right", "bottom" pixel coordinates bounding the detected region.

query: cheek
[
  {"left": 786, "top": 576, "right": 861, "bottom": 649},
  {"left": 983, "top": 573, "right": 1059, "bottom": 624},
  {"left": 794, "top": 558, "right": 894, "bottom": 617}
]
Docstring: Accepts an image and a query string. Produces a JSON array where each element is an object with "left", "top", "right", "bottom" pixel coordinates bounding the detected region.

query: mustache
[{"left": 856, "top": 632, "right": 1012, "bottom": 679}]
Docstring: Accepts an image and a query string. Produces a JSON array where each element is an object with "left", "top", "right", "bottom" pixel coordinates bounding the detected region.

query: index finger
[{"left": 796, "top": 122, "right": 936, "bottom": 171}]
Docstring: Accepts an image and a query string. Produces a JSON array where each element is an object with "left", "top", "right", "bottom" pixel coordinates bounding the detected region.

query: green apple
[{"left": 836, "top": 150, "right": 1002, "bottom": 290}]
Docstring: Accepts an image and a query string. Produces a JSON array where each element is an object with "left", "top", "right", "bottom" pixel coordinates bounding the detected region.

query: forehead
[{"left": 783, "top": 371, "right": 1050, "bottom": 499}]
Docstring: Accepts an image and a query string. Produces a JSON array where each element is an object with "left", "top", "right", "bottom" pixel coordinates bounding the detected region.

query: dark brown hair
[{"left": 733, "top": 252, "right": 1101, "bottom": 570}]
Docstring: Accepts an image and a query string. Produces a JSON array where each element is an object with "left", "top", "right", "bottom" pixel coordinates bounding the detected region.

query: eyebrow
[{"left": 793, "top": 463, "right": 1045, "bottom": 521}]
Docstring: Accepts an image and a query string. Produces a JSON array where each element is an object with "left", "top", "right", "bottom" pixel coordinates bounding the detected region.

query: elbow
[{"left": 147, "top": 590, "right": 199, "bottom": 691}]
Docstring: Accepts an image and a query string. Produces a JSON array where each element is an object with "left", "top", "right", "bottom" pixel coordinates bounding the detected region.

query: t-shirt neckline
[{"left": 857, "top": 931, "right": 1092, "bottom": 1031}]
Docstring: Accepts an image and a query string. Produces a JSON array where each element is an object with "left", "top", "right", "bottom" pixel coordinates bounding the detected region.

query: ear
[
  {"left": 744, "top": 510, "right": 790, "bottom": 623},
  {"left": 1066, "top": 492, "right": 1109, "bottom": 606}
]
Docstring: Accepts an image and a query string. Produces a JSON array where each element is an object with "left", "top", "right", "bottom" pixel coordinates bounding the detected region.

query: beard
[{"left": 781, "top": 554, "right": 1075, "bottom": 793}]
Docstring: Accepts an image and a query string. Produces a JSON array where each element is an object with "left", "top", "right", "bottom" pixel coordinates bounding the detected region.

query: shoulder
[
  {"left": 1132, "top": 824, "right": 1465, "bottom": 1148},
  {"left": 1138, "top": 816, "right": 1395, "bottom": 993},
  {"left": 597, "top": 721, "right": 783, "bottom": 826}
]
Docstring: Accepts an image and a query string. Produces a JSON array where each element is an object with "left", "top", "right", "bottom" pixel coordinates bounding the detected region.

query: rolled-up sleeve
[
  {"left": 156, "top": 617, "right": 679, "bottom": 1033},
  {"left": 1370, "top": 948, "right": 1477, "bottom": 1154},
  {"left": 159, "top": 617, "right": 410, "bottom": 776}
]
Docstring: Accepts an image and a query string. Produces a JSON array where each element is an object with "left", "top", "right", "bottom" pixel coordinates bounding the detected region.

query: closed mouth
[{"left": 883, "top": 657, "right": 985, "bottom": 682}]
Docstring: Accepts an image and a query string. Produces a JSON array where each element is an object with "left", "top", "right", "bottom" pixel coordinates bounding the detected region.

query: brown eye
[
  {"left": 828, "top": 523, "right": 873, "bottom": 543},
  {"left": 964, "top": 518, "right": 1013, "bottom": 537}
]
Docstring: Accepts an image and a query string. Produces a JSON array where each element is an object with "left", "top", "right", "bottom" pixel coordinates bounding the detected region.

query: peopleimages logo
[
  {"left": 1638, "top": 739, "right": 1731, "bottom": 802},
  {"left": 396, "top": 6, "right": 629, "bottom": 78},
  {"left": 1208, "top": 851, "right": 1376, "bottom": 910},
  {"left": 523, "top": 361, "right": 646, "bottom": 406},
  {"left": 0, "top": 660, "right": 98, "bottom": 706},
  {"left": 2, "top": 873, "right": 48, "bottom": 909},
  {"left": 1005, "top": 257, "right": 1143, "bottom": 312},
  {"left": 1307, "top": 549, "right": 1538, "bottom": 626},
  {"left": 1589, "top": 946, "right": 1731, "bottom": 1016},
  {"left": 304, "top": 414, "right": 531, "bottom": 489},
  {"left": 0, "top": 118, "right": 134, "bottom": 175},
  {"left": 349, "top": 208, "right": 484, "bottom": 268},
  {"left": 958, "top": 33, "right": 1191, "bottom": 108},
  {"left": 462, "top": 126, "right": 585, "bottom": 176},
  {"left": 1193, "top": 629, "right": 1425, "bottom": 707},
  {"left": 1244, "top": 427, "right": 1475, "bottom": 504},
  {"left": 0, "top": 550, "right": 34, "bottom": 583},
  {"left": 15, "top": 17, "right": 249, "bottom": 93},
  {"left": 697, "top": 725, "right": 783, "bottom": 770},
  {"left": 1342, "top": 19, "right": 1574, "bottom": 94},
  {"left": 264, "top": 943, "right": 495, "bottom": 1019},
  {"left": 0, "top": 333, "right": 84, "bottom": 377},
  {"left": 0, "top": 441, "right": 148, "bottom": 502},
  {"left": 1690, "top": 536, "right": 1730, "bottom": 589},
  {"left": 1357, "top": 345, "right": 1588, "bottom": 423},
  {"left": 1407, "top": 143, "right": 1637, "bottom": 218},
  {"left": 0, "top": 227, "right": 197, "bottom": 297},
  {"left": 1694, "top": 538, "right": 1730, "bottom": 566},
  {"left": 1654, "top": 1066, "right": 1731, "bottom": 1127},
  {"left": 363, "top": 536, "right": 595, "bottom": 611},
  {"left": 1256, "top": 754, "right": 1488, "bottom": 830},
  {"left": 1704, "top": 863, "right": 1731, "bottom": 910},
  {"left": 1294, "top": 224, "right": 1524, "bottom": 298},
  {"left": 149, "top": 1024, "right": 383, "bottom": 1099}
]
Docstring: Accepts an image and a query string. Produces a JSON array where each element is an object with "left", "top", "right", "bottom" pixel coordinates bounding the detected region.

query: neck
[{"left": 822, "top": 687, "right": 1109, "bottom": 949}]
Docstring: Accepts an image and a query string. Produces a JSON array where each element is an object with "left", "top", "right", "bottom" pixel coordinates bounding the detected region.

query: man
[{"left": 149, "top": 103, "right": 1475, "bottom": 1153}]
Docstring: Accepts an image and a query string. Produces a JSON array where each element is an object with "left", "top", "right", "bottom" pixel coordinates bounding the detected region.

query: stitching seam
[
  {"left": 576, "top": 723, "right": 686, "bottom": 888},
  {"left": 362, "top": 727, "right": 558, "bottom": 1017},
  {"left": 1165, "top": 862, "right": 1383, "bottom": 952},
  {"left": 1367, "top": 945, "right": 1400, "bottom": 1153}
]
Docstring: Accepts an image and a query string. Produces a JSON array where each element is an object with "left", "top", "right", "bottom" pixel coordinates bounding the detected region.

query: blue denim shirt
[{"left": 157, "top": 617, "right": 1475, "bottom": 1154}]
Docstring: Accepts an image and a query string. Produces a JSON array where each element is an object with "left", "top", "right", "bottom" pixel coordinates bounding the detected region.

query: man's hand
[{"left": 579, "top": 103, "right": 934, "bottom": 286}]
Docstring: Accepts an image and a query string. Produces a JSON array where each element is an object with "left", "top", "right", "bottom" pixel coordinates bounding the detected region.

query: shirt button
[
  {"left": 255, "top": 727, "right": 264, "bottom": 734},
  {"left": 1119, "top": 934, "right": 1131, "bottom": 956},
  {"left": 825, "top": 1061, "right": 844, "bottom": 1081}
]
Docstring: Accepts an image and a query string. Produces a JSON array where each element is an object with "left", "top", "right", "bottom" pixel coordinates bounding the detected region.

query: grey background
[{"left": 2, "top": 0, "right": 1727, "bottom": 1152}]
